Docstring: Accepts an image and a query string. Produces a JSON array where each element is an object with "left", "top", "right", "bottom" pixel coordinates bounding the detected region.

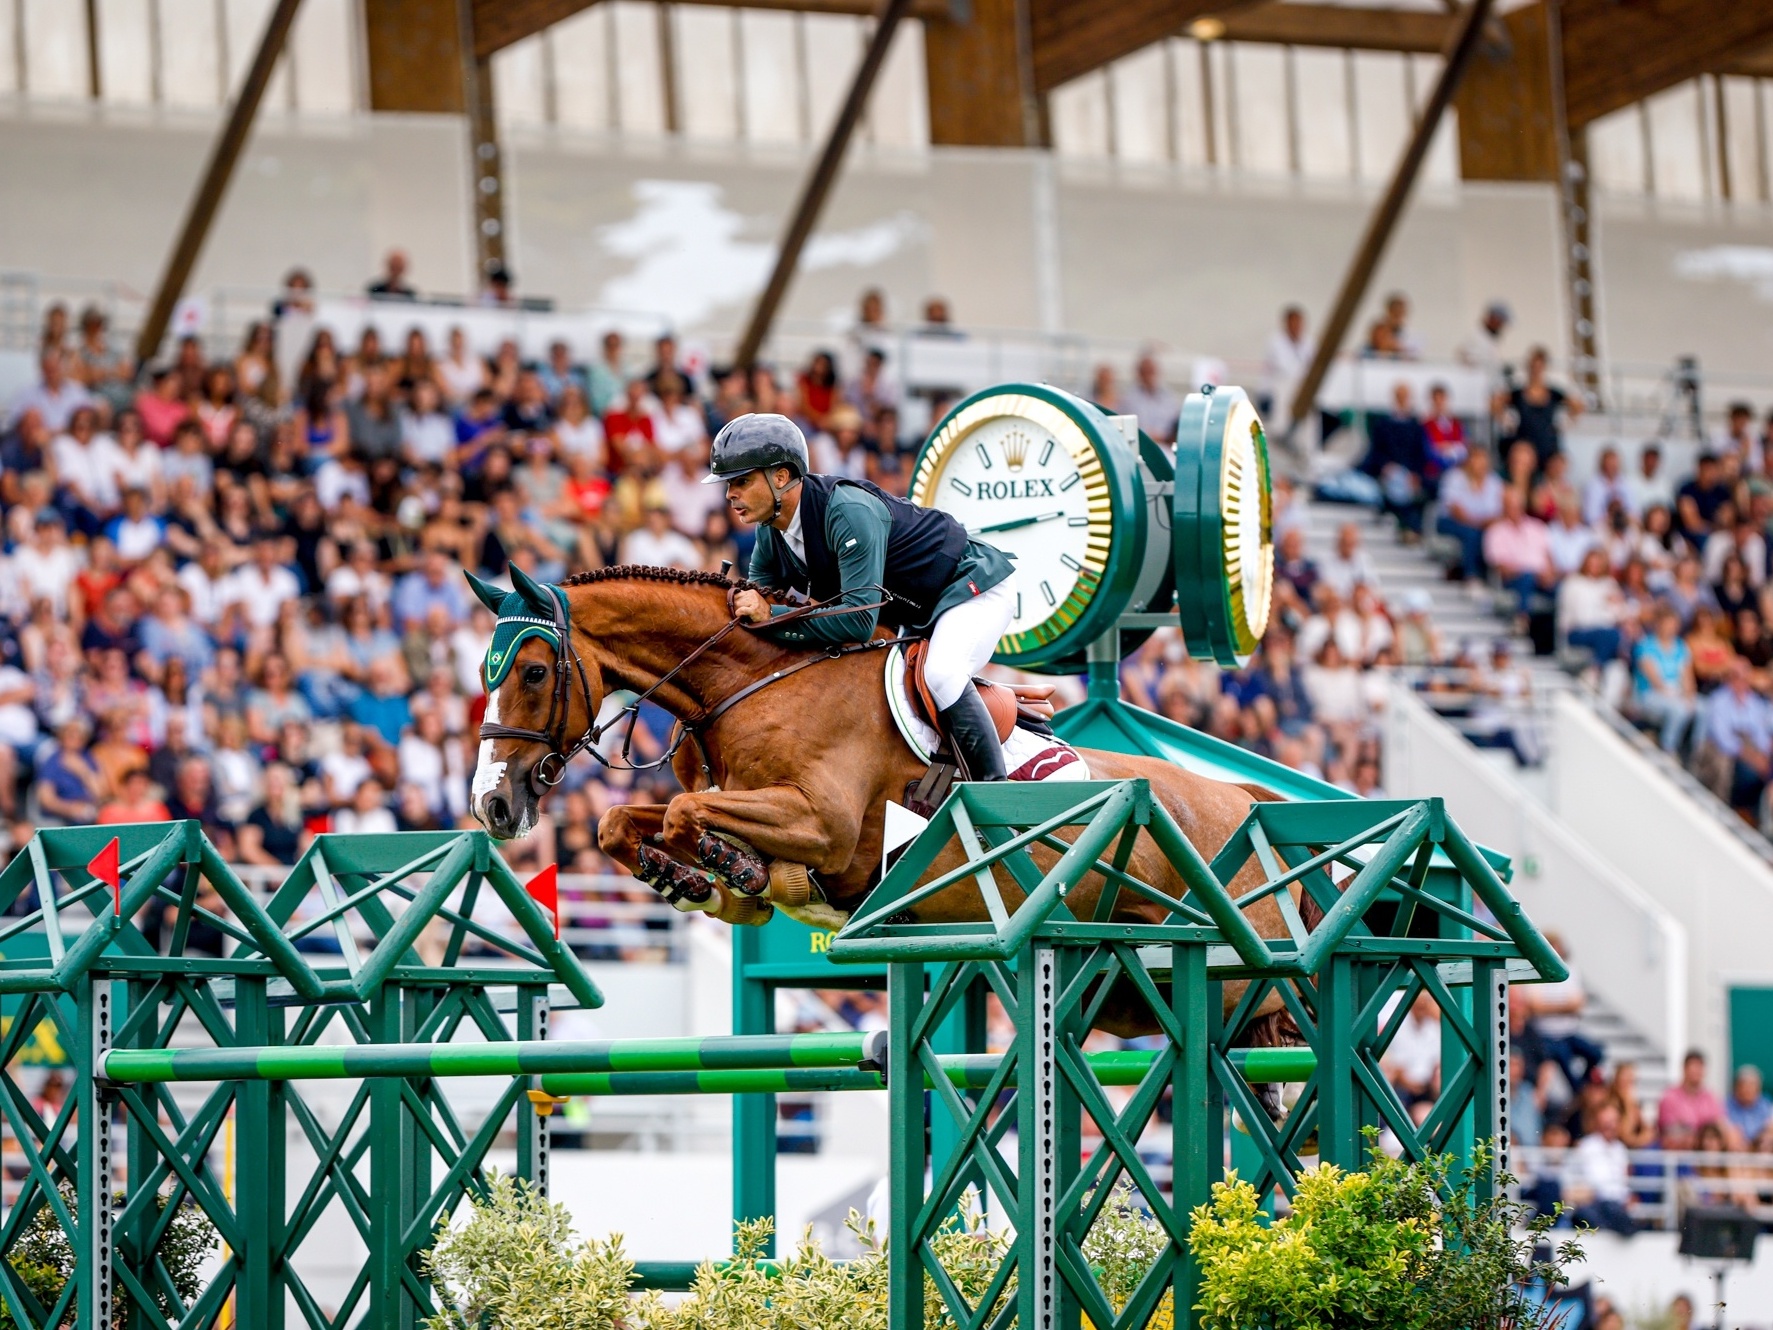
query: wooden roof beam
[
  {"left": 471, "top": 0, "right": 953, "bottom": 59},
  {"left": 1029, "top": 0, "right": 1261, "bottom": 94},
  {"left": 1560, "top": 0, "right": 1773, "bottom": 127}
]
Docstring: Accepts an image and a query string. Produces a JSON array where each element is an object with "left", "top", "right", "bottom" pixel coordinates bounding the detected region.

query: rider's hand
[{"left": 733, "top": 589, "right": 773, "bottom": 625}]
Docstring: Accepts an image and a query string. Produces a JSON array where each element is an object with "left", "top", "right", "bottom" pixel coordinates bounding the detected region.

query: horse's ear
[
  {"left": 508, "top": 561, "right": 555, "bottom": 611},
  {"left": 464, "top": 570, "right": 507, "bottom": 613}
]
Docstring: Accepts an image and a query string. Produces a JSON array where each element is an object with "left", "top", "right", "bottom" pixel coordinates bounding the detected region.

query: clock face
[
  {"left": 1173, "top": 385, "right": 1275, "bottom": 667},
  {"left": 912, "top": 386, "right": 1142, "bottom": 668}
]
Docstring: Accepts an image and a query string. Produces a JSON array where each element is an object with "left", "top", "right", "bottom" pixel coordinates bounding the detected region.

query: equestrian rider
[{"left": 707, "top": 413, "right": 1018, "bottom": 781}]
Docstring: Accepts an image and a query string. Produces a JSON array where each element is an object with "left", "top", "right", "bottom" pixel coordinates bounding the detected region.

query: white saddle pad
[{"left": 883, "top": 644, "right": 1090, "bottom": 782}]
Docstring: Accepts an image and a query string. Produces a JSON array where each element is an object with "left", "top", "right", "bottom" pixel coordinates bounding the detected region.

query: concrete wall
[
  {"left": 1552, "top": 697, "right": 1773, "bottom": 1069},
  {"left": 4, "top": 105, "right": 1773, "bottom": 383}
]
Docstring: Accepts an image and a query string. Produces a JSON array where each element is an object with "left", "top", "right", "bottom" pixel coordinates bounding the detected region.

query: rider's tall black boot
[{"left": 940, "top": 682, "right": 1007, "bottom": 782}]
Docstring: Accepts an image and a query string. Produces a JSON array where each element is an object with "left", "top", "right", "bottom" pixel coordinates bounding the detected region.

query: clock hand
[{"left": 973, "top": 511, "right": 1065, "bottom": 535}]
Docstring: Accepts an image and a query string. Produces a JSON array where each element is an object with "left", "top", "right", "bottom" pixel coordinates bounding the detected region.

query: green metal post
[
  {"left": 1316, "top": 953, "right": 1360, "bottom": 1171},
  {"left": 517, "top": 984, "right": 548, "bottom": 1195},
  {"left": 1472, "top": 959, "right": 1509, "bottom": 1192},
  {"left": 235, "top": 975, "right": 283, "bottom": 1330},
  {"left": 368, "top": 986, "right": 410, "bottom": 1330},
  {"left": 404, "top": 983, "right": 430, "bottom": 1330},
  {"left": 78, "top": 976, "right": 114, "bottom": 1330},
  {"left": 1174, "top": 943, "right": 1221, "bottom": 1327},
  {"left": 732, "top": 928, "right": 777, "bottom": 1256},
  {"left": 886, "top": 960, "right": 924, "bottom": 1330},
  {"left": 120, "top": 979, "right": 156, "bottom": 1330},
  {"left": 1016, "top": 940, "right": 1065, "bottom": 1330}
]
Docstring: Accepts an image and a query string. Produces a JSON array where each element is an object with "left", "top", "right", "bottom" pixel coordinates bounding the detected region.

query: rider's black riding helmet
[{"left": 702, "top": 413, "right": 810, "bottom": 485}]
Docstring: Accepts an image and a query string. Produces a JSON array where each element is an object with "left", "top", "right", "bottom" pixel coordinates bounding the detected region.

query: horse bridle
[
  {"left": 475, "top": 586, "right": 603, "bottom": 791},
  {"left": 478, "top": 580, "right": 911, "bottom": 793}
]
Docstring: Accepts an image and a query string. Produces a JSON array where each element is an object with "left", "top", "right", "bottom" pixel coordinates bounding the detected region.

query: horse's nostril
[{"left": 486, "top": 794, "right": 511, "bottom": 827}]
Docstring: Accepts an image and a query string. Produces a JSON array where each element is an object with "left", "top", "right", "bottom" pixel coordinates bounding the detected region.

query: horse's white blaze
[{"left": 471, "top": 691, "right": 506, "bottom": 818}]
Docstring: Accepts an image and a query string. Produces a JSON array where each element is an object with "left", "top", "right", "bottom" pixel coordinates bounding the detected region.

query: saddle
[
  {"left": 900, "top": 640, "right": 1063, "bottom": 816},
  {"left": 900, "top": 640, "right": 1057, "bottom": 741}
]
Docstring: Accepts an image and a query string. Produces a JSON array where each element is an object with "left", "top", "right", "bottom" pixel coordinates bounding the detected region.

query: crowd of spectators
[
  {"left": 0, "top": 261, "right": 1420, "bottom": 903},
  {"left": 0, "top": 272, "right": 964, "bottom": 879}
]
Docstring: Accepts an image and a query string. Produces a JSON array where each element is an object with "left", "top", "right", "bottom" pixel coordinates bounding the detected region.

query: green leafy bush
[
  {"left": 423, "top": 1148, "right": 1571, "bottom": 1330},
  {"left": 1189, "top": 1139, "right": 1581, "bottom": 1330},
  {"left": 0, "top": 1185, "right": 215, "bottom": 1330},
  {"left": 423, "top": 1174, "right": 1015, "bottom": 1330}
]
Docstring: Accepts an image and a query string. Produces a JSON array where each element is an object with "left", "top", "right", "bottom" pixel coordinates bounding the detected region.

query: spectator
[
  {"left": 1123, "top": 351, "right": 1181, "bottom": 443},
  {"left": 1364, "top": 382, "right": 1429, "bottom": 540},
  {"left": 392, "top": 549, "right": 470, "bottom": 633},
  {"left": 9, "top": 347, "right": 93, "bottom": 432},
  {"left": 1482, "top": 487, "right": 1554, "bottom": 620},
  {"left": 1259, "top": 305, "right": 1314, "bottom": 421},
  {"left": 1725, "top": 1064, "right": 1773, "bottom": 1146},
  {"left": 1558, "top": 548, "right": 1627, "bottom": 664},
  {"left": 1500, "top": 346, "right": 1582, "bottom": 468},
  {"left": 1560, "top": 1103, "right": 1634, "bottom": 1235},
  {"left": 1696, "top": 656, "right": 1772, "bottom": 811},
  {"left": 1456, "top": 300, "right": 1510, "bottom": 384},
  {"left": 1381, "top": 292, "right": 1423, "bottom": 360},
  {"left": 238, "top": 763, "right": 306, "bottom": 866},
  {"left": 584, "top": 330, "right": 625, "bottom": 415},
  {"left": 1522, "top": 935, "right": 1603, "bottom": 1093},
  {"left": 1609, "top": 1062, "right": 1656, "bottom": 1148},
  {"left": 1676, "top": 452, "right": 1730, "bottom": 547},
  {"left": 97, "top": 767, "right": 170, "bottom": 825},
  {"left": 1658, "top": 1050, "right": 1725, "bottom": 1140},
  {"left": 1318, "top": 523, "right": 1380, "bottom": 600},
  {"left": 1436, "top": 448, "right": 1505, "bottom": 583},
  {"left": 1381, "top": 991, "right": 1441, "bottom": 1105},
  {"left": 1632, "top": 607, "right": 1698, "bottom": 752},
  {"left": 621, "top": 502, "right": 701, "bottom": 569},
  {"left": 349, "top": 657, "right": 415, "bottom": 750},
  {"left": 1545, "top": 498, "right": 1596, "bottom": 577},
  {"left": 1581, "top": 447, "right": 1637, "bottom": 526},
  {"left": 367, "top": 250, "right": 417, "bottom": 300},
  {"left": 1420, "top": 383, "right": 1465, "bottom": 494},
  {"left": 222, "top": 538, "right": 302, "bottom": 632},
  {"left": 333, "top": 778, "right": 397, "bottom": 835},
  {"left": 34, "top": 717, "right": 104, "bottom": 825}
]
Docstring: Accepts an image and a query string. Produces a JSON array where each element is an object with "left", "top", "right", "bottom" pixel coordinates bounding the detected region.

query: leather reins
[{"left": 478, "top": 580, "right": 910, "bottom": 793}]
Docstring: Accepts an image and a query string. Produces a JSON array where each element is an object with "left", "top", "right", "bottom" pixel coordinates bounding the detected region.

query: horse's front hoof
[
  {"left": 713, "top": 893, "right": 775, "bottom": 926},
  {"left": 767, "top": 861, "right": 813, "bottom": 907}
]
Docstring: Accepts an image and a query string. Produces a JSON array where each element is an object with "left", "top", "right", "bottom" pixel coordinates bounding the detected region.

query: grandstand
[{"left": 8, "top": 0, "right": 1773, "bottom": 1320}]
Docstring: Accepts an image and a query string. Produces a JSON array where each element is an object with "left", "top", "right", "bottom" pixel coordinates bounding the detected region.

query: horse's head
[{"left": 466, "top": 564, "right": 599, "bottom": 839}]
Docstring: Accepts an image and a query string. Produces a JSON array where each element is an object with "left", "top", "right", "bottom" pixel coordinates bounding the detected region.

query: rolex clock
[
  {"left": 911, "top": 384, "right": 1144, "bottom": 671},
  {"left": 1173, "top": 384, "right": 1274, "bottom": 667}
]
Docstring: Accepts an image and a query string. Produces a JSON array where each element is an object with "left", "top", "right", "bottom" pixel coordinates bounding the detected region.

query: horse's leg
[
  {"left": 598, "top": 803, "right": 772, "bottom": 925},
  {"left": 659, "top": 786, "right": 853, "bottom": 899}
]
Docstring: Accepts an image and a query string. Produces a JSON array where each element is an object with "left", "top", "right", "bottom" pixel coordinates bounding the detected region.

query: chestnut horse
[{"left": 469, "top": 564, "right": 1300, "bottom": 1038}]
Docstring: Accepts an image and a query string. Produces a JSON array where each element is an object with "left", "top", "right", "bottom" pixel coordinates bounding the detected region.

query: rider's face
[{"left": 724, "top": 470, "right": 775, "bottom": 524}]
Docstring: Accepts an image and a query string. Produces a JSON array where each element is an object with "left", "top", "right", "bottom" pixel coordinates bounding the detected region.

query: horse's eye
[{"left": 522, "top": 664, "right": 549, "bottom": 687}]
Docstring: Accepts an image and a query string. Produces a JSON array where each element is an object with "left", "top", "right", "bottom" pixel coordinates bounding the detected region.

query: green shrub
[
  {"left": 1189, "top": 1139, "right": 1581, "bottom": 1330},
  {"left": 0, "top": 1185, "right": 215, "bottom": 1330}
]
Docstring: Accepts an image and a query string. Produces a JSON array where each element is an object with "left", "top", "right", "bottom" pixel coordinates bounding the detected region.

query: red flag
[
  {"left": 525, "top": 864, "right": 560, "bottom": 940},
  {"left": 87, "top": 837, "right": 121, "bottom": 916}
]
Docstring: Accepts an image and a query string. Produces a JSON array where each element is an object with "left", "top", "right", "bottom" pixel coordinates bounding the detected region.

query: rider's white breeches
[{"left": 925, "top": 574, "right": 1018, "bottom": 711}]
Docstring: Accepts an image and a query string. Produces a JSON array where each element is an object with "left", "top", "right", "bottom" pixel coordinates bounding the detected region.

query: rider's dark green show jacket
[{"left": 747, "top": 474, "right": 1013, "bottom": 647}]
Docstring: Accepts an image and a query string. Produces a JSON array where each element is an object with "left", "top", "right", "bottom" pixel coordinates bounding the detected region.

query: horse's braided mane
[{"left": 558, "top": 564, "right": 781, "bottom": 599}]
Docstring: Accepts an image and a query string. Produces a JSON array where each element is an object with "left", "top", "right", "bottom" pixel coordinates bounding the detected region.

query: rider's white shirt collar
[{"left": 781, "top": 503, "right": 806, "bottom": 565}]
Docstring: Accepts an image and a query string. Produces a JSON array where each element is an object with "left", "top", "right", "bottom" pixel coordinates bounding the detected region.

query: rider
[{"left": 707, "top": 413, "right": 1017, "bottom": 781}]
